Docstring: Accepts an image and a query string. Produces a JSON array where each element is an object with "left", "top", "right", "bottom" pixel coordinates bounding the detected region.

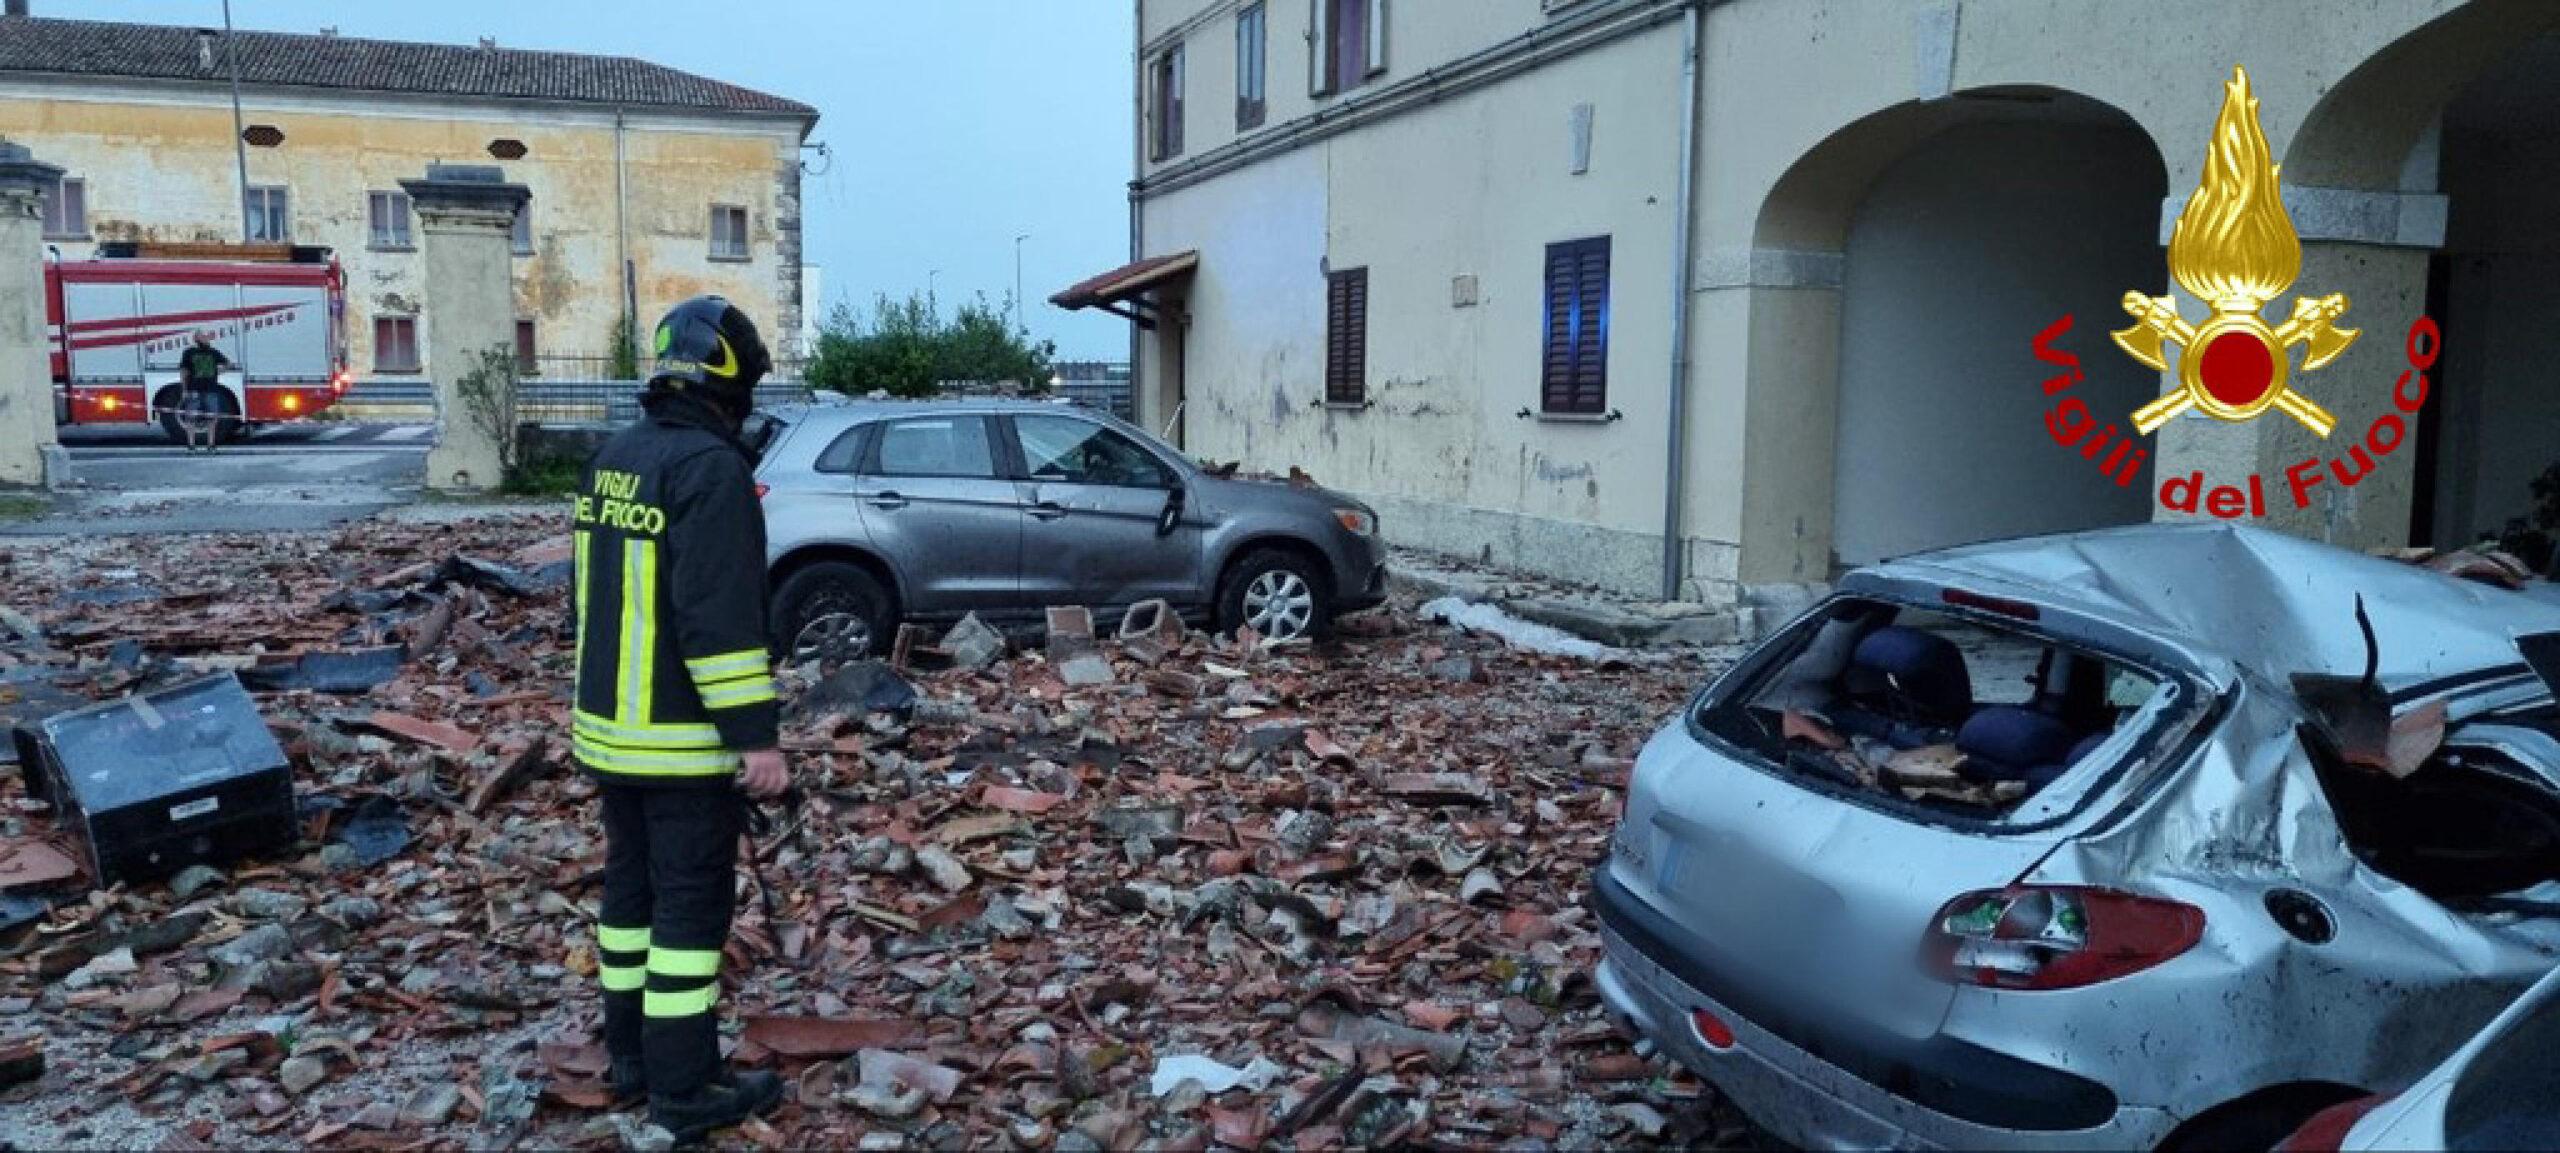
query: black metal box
[{"left": 14, "top": 673, "right": 297, "bottom": 887}]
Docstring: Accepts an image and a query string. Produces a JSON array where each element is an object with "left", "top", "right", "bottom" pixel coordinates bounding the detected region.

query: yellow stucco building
[
  {"left": 1088, "top": 0, "right": 2560, "bottom": 609},
  {"left": 0, "top": 14, "right": 817, "bottom": 384}
]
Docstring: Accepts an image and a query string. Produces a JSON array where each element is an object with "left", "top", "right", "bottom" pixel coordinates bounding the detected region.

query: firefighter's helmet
[{"left": 648, "top": 296, "right": 771, "bottom": 412}]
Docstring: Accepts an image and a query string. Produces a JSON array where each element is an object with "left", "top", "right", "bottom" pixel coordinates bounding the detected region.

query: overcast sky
[{"left": 47, "top": 0, "right": 1138, "bottom": 358}]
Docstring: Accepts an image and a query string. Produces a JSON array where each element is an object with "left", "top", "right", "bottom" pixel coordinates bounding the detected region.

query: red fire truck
[{"left": 48, "top": 243, "right": 351, "bottom": 445}]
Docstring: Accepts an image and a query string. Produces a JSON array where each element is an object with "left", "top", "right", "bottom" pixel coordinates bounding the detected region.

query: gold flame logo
[{"left": 2116, "top": 66, "right": 2356, "bottom": 437}]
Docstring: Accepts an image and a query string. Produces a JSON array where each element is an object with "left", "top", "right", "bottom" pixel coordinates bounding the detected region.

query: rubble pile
[{"left": 0, "top": 518, "right": 1753, "bottom": 1150}]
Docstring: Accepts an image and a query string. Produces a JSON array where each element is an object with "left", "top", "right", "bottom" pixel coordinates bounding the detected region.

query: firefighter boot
[
  {"left": 610, "top": 1056, "right": 647, "bottom": 1106},
  {"left": 649, "top": 1069, "right": 782, "bottom": 1143}
]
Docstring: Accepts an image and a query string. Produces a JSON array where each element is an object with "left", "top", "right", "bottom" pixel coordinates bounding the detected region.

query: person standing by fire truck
[
  {"left": 569, "top": 296, "right": 787, "bottom": 1142},
  {"left": 176, "top": 330, "right": 232, "bottom": 452}
]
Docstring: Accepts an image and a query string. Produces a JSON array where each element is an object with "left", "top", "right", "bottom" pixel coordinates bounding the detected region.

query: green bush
[{"left": 805, "top": 290, "right": 1055, "bottom": 398}]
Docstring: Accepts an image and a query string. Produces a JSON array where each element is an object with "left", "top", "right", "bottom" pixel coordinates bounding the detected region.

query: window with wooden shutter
[
  {"left": 1325, "top": 267, "right": 1368, "bottom": 406},
  {"left": 1540, "top": 237, "right": 1609, "bottom": 415}
]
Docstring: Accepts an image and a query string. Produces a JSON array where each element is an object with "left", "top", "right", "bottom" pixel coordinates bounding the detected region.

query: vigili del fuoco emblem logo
[
  {"left": 2032, "top": 65, "right": 2441, "bottom": 520},
  {"left": 2113, "top": 66, "right": 2357, "bottom": 438}
]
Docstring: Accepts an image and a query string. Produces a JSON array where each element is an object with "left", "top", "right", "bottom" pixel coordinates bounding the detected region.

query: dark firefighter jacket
[{"left": 571, "top": 391, "right": 778, "bottom": 782}]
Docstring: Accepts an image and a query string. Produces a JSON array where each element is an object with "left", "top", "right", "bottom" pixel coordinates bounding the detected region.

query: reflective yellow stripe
[
  {"left": 597, "top": 925, "right": 650, "bottom": 953},
  {"left": 617, "top": 539, "right": 657, "bottom": 725},
  {"left": 572, "top": 738, "right": 739, "bottom": 776},
  {"left": 698, "top": 679, "right": 778, "bottom": 709},
  {"left": 572, "top": 528, "right": 590, "bottom": 689},
  {"left": 643, "top": 984, "right": 719, "bottom": 1018},
  {"left": 649, "top": 947, "right": 722, "bottom": 979},
  {"left": 573, "top": 710, "right": 723, "bottom": 749},
  {"left": 684, "top": 649, "right": 767, "bottom": 680},
  {"left": 599, "top": 964, "right": 645, "bottom": 992}
]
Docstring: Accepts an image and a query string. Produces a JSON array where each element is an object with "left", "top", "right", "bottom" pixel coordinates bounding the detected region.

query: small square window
[
  {"left": 246, "top": 186, "right": 291, "bottom": 244},
  {"left": 710, "top": 205, "right": 750, "bottom": 261},
  {"left": 367, "top": 190, "right": 412, "bottom": 249},
  {"left": 373, "top": 315, "right": 421, "bottom": 374},
  {"left": 41, "top": 176, "right": 86, "bottom": 239}
]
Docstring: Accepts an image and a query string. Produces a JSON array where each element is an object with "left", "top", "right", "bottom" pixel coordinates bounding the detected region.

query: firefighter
[
  {"left": 177, "top": 330, "right": 233, "bottom": 452},
  {"left": 571, "top": 296, "right": 787, "bottom": 1141}
]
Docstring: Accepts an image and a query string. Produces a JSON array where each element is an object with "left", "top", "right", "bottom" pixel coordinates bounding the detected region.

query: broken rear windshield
[{"left": 1695, "top": 597, "right": 2176, "bottom": 825}]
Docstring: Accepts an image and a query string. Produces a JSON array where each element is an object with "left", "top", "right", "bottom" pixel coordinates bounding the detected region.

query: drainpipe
[
  {"left": 614, "top": 109, "right": 636, "bottom": 370},
  {"left": 1659, "top": 0, "right": 1703, "bottom": 601},
  {"left": 1128, "top": 14, "right": 1147, "bottom": 433}
]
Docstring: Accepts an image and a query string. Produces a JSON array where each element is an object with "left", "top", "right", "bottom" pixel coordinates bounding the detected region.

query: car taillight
[
  {"left": 1923, "top": 886, "right": 2202, "bottom": 990},
  {"left": 754, "top": 483, "right": 770, "bottom": 501},
  {"left": 2275, "top": 1094, "right": 2393, "bottom": 1153},
  {"left": 331, "top": 372, "right": 350, "bottom": 394}
]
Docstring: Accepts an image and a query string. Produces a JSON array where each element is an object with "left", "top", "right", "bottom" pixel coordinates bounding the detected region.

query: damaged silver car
[{"left": 1595, "top": 523, "right": 2560, "bottom": 1151}]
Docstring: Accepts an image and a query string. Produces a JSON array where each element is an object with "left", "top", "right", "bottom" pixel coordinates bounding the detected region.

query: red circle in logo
[{"left": 2199, "top": 330, "right": 2276, "bottom": 409}]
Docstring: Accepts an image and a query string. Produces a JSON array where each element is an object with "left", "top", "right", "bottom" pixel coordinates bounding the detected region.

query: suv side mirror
[{"left": 1157, "top": 485, "right": 1185, "bottom": 537}]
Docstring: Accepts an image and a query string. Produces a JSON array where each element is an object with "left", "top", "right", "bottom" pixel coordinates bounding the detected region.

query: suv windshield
[{"left": 1697, "top": 596, "right": 2174, "bottom": 824}]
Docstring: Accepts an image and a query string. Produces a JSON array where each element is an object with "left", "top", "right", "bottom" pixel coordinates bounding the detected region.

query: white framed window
[
  {"left": 246, "top": 185, "right": 291, "bottom": 243},
  {"left": 1236, "top": 3, "right": 1267, "bottom": 131},
  {"left": 373, "top": 314, "right": 421, "bottom": 374},
  {"left": 1311, "top": 0, "right": 1387, "bottom": 97},
  {"left": 1151, "top": 43, "right": 1186, "bottom": 161},
  {"left": 40, "top": 176, "right": 86, "bottom": 239},
  {"left": 367, "top": 190, "right": 412, "bottom": 249},
  {"left": 710, "top": 204, "right": 750, "bottom": 260}
]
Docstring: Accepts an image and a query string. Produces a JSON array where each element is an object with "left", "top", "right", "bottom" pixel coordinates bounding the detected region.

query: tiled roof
[
  {"left": 1052, "top": 251, "right": 1200, "bottom": 309},
  {"left": 0, "top": 16, "right": 815, "bottom": 119}
]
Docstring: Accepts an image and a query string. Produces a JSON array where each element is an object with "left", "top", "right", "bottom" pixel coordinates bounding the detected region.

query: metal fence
[
  {"left": 334, "top": 378, "right": 814, "bottom": 427},
  {"left": 335, "top": 361, "right": 1132, "bottom": 427}
]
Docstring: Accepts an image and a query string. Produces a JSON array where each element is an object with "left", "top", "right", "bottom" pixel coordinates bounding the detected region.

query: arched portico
[
  {"left": 1734, "top": 88, "right": 2167, "bottom": 579},
  {"left": 2148, "top": 0, "right": 2560, "bottom": 554}
]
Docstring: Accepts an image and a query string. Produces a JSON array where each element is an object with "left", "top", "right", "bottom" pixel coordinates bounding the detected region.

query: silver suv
[{"left": 753, "top": 398, "right": 1388, "bottom": 662}]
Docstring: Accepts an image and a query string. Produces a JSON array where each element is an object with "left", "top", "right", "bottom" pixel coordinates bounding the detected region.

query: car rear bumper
[{"left": 1592, "top": 869, "right": 2175, "bottom": 1152}]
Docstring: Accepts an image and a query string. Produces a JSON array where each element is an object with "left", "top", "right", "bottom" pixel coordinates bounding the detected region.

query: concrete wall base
[
  {"left": 1363, "top": 490, "right": 1668, "bottom": 598},
  {"left": 41, "top": 445, "right": 75, "bottom": 491}
]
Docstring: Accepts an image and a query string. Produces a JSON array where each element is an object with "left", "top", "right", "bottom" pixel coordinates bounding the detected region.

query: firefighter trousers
[{"left": 595, "top": 781, "right": 744, "bottom": 1097}]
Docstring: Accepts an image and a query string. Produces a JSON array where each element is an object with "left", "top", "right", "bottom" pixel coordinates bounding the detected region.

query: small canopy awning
[{"left": 1049, "top": 250, "right": 1198, "bottom": 328}]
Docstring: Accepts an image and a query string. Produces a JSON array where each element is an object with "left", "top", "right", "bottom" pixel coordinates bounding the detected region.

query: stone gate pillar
[
  {"left": 402, "top": 164, "right": 530, "bottom": 493},
  {"left": 0, "top": 143, "right": 69, "bottom": 489}
]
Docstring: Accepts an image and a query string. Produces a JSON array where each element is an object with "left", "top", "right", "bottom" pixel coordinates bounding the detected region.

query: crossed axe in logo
[{"left": 2114, "top": 291, "right": 2357, "bottom": 438}]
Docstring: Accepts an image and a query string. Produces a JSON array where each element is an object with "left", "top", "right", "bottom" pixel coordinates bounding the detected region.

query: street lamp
[
  {"left": 927, "top": 268, "right": 941, "bottom": 313},
  {"left": 1013, "top": 233, "right": 1030, "bottom": 334}
]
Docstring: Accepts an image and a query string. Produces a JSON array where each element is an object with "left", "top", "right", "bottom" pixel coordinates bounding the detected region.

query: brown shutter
[
  {"left": 1540, "top": 237, "right": 1609, "bottom": 415},
  {"left": 1325, "top": 268, "right": 1367, "bottom": 406}
]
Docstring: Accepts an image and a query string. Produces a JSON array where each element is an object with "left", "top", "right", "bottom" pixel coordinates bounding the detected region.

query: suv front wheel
[
  {"left": 771, "top": 561, "right": 894, "bottom": 670},
  {"left": 1217, "top": 548, "right": 1329, "bottom": 643}
]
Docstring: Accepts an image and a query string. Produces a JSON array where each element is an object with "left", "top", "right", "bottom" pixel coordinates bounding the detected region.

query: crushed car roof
[{"left": 1877, "top": 523, "right": 2560, "bottom": 695}]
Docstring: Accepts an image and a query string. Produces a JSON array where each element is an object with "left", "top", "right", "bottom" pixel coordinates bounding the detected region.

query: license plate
[{"left": 169, "top": 796, "right": 219, "bottom": 821}]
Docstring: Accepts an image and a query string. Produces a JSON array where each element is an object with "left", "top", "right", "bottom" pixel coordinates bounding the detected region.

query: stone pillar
[
  {"left": 0, "top": 143, "right": 68, "bottom": 489},
  {"left": 2151, "top": 190, "right": 2442, "bottom": 549},
  {"left": 402, "top": 164, "right": 530, "bottom": 493}
]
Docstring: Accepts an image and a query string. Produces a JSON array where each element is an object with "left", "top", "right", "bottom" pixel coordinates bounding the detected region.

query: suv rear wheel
[
  {"left": 1217, "top": 548, "right": 1329, "bottom": 643},
  {"left": 771, "top": 561, "right": 894, "bottom": 669}
]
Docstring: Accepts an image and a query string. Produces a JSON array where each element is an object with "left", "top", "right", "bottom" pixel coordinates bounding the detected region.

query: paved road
[{"left": 13, "top": 423, "right": 432, "bottom": 536}]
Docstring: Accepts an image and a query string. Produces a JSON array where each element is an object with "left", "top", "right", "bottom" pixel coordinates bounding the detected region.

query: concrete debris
[
  {"left": 943, "top": 613, "right": 1007, "bottom": 670},
  {"left": 0, "top": 517, "right": 1742, "bottom": 1151}
]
